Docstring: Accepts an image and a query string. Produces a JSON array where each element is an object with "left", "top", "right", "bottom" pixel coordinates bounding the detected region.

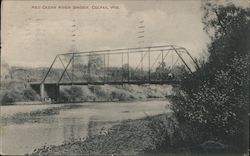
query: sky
[{"left": 1, "top": 0, "right": 243, "bottom": 68}]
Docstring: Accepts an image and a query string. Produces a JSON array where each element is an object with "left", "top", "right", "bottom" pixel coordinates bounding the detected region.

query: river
[{"left": 0, "top": 100, "right": 170, "bottom": 155}]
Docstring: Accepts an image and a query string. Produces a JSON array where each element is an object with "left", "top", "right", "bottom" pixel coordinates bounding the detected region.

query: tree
[
  {"left": 201, "top": 1, "right": 250, "bottom": 68},
  {"left": 88, "top": 54, "right": 103, "bottom": 75},
  {"left": 172, "top": 1, "right": 249, "bottom": 152}
]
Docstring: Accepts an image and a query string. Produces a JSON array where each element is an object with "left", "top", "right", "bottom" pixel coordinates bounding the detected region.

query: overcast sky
[{"left": 2, "top": 0, "right": 245, "bottom": 68}]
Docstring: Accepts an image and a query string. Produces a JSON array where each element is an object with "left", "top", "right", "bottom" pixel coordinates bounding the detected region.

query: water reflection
[
  {"left": 0, "top": 101, "right": 168, "bottom": 155},
  {"left": 61, "top": 117, "right": 88, "bottom": 142}
]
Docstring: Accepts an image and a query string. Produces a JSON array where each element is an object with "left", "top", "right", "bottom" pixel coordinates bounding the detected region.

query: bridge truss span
[{"left": 40, "top": 45, "right": 199, "bottom": 85}]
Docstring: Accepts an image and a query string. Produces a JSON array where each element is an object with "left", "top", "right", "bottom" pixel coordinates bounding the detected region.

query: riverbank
[
  {"left": 30, "top": 112, "right": 243, "bottom": 156},
  {"left": 30, "top": 113, "right": 175, "bottom": 155},
  {"left": 0, "top": 83, "right": 173, "bottom": 105},
  {"left": 1, "top": 100, "right": 168, "bottom": 155}
]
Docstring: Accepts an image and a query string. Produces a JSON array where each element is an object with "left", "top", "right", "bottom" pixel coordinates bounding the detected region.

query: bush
[
  {"left": 1, "top": 90, "right": 24, "bottom": 104},
  {"left": 23, "top": 88, "right": 40, "bottom": 101},
  {"left": 110, "top": 90, "right": 134, "bottom": 101},
  {"left": 59, "top": 86, "right": 83, "bottom": 102},
  {"left": 172, "top": 54, "right": 248, "bottom": 151},
  {"left": 0, "top": 87, "right": 40, "bottom": 104},
  {"left": 170, "top": 3, "right": 249, "bottom": 153},
  {"left": 88, "top": 86, "right": 107, "bottom": 97}
]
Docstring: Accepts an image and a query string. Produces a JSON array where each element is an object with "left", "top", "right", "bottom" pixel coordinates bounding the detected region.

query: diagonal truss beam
[
  {"left": 150, "top": 52, "right": 162, "bottom": 70},
  {"left": 41, "top": 56, "right": 58, "bottom": 83},
  {"left": 182, "top": 48, "right": 200, "bottom": 70},
  {"left": 171, "top": 46, "right": 193, "bottom": 73},
  {"left": 58, "top": 55, "right": 74, "bottom": 83},
  {"left": 58, "top": 56, "right": 72, "bottom": 81}
]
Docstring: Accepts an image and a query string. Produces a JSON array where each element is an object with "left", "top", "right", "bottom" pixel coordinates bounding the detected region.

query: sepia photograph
[{"left": 0, "top": 0, "right": 249, "bottom": 155}]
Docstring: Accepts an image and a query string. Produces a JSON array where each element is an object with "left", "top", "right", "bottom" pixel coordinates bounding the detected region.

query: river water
[{"left": 0, "top": 100, "right": 170, "bottom": 155}]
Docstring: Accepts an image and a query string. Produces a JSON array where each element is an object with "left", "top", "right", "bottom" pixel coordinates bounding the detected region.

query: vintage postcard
[{"left": 0, "top": 0, "right": 249, "bottom": 155}]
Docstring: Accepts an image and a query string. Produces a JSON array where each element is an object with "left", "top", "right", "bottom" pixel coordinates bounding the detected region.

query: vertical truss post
[
  {"left": 148, "top": 48, "right": 151, "bottom": 82},
  {"left": 122, "top": 52, "right": 124, "bottom": 83},
  {"left": 127, "top": 51, "right": 130, "bottom": 83},
  {"left": 72, "top": 53, "right": 74, "bottom": 85},
  {"left": 103, "top": 54, "right": 106, "bottom": 83},
  {"left": 88, "top": 55, "right": 90, "bottom": 81},
  {"left": 107, "top": 53, "right": 109, "bottom": 83},
  {"left": 141, "top": 52, "right": 143, "bottom": 73},
  {"left": 161, "top": 50, "right": 164, "bottom": 81},
  {"left": 141, "top": 52, "right": 143, "bottom": 81},
  {"left": 171, "top": 52, "right": 173, "bottom": 70}
]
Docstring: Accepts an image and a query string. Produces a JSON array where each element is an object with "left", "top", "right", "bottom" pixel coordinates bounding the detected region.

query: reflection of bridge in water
[{"left": 30, "top": 45, "right": 199, "bottom": 101}]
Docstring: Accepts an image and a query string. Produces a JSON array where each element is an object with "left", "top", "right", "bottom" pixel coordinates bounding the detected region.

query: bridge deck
[{"left": 29, "top": 80, "right": 180, "bottom": 86}]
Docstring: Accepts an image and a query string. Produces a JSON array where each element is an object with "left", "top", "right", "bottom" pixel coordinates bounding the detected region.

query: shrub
[
  {"left": 88, "top": 86, "right": 109, "bottom": 98},
  {"left": 0, "top": 87, "right": 40, "bottom": 104},
  {"left": 59, "top": 89, "right": 71, "bottom": 102},
  {"left": 170, "top": 3, "right": 249, "bottom": 153},
  {"left": 1, "top": 90, "right": 24, "bottom": 104},
  {"left": 110, "top": 90, "right": 134, "bottom": 101},
  {"left": 172, "top": 55, "right": 248, "bottom": 151},
  {"left": 59, "top": 86, "right": 83, "bottom": 102},
  {"left": 23, "top": 87, "right": 40, "bottom": 101}
]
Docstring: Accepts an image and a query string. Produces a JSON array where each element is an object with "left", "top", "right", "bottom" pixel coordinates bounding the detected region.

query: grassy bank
[
  {"left": 0, "top": 81, "right": 40, "bottom": 105},
  {"left": 0, "top": 80, "right": 173, "bottom": 105},
  {"left": 59, "top": 84, "right": 173, "bottom": 103}
]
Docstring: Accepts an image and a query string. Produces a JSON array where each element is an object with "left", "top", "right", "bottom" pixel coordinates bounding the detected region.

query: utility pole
[
  {"left": 137, "top": 19, "right": 145, "bottom": 79},
  {"left": 71, "top": 19, "right": 77, "bottom": 85}
]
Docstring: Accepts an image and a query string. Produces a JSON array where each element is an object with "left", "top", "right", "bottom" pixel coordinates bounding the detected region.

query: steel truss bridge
[{"left": 29, "top": 45, "right": 199, "bottom": 101}]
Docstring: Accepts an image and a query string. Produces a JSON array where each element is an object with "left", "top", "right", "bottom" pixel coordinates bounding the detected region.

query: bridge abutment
[
  {"left": 40, "top": 83, "right": 45, "bottom": 100},
  {"left": 30, "top": 83, "right": 60, "bottom": 102}
]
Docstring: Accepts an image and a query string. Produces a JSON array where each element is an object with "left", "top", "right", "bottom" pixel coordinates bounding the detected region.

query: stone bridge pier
[{"left": 30, "top": 83, "right": 60, "bottom": 102}]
